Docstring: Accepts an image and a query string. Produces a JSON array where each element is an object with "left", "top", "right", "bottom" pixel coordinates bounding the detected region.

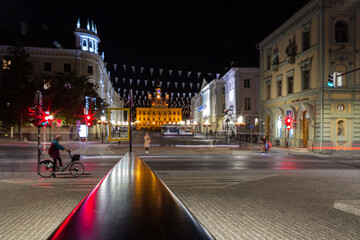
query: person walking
[
  {"left": 260, "top": 135, "right": 267, "bottom": 153},
  {"left": 48, "top": 135, "right": 69, "bottom": 174},
  {"left": 144, "top": 133, "right": 151, "bottom": 153}
]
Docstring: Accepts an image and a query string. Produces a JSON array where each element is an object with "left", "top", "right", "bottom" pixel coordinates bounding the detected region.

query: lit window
[{"left": 2, "top": 60, "right": 11, "bottom": 70}]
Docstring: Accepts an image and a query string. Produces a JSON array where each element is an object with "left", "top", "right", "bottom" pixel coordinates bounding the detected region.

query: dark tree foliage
[
  {"left": 42, "top": 72, "right": 107, "bottom": 125},
  {"left": 0, "top": 45, "right": 35, "bottom": 133}
]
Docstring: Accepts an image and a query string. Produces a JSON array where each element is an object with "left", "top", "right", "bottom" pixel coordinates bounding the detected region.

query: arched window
[
  {"left": 277, "top": 115, "right": 282, "bottom": 138},
  {"left": 335, "top": 21, "right": 348, "bottom": 42},
  {"left": 82, "top": 39, "right": 88, "bottom": 51}
]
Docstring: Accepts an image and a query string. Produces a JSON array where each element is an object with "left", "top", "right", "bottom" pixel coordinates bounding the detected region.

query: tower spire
[
  {"left": 87, "top": 19, "right": 90, "bottom": 30},
  {"left": 77, "top": 17, "right": 80, "bottom": 28}
]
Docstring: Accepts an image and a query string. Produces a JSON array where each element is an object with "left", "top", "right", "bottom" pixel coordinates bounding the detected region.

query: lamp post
[
  {"left": 100, "top": 116, "right": 106, "bottom": 143},
  {"left": 204, "top": 120, "right": 210, "bottom": 139},
  {"left": 225, "top": 119, "right": 230, "bottom": 144}
]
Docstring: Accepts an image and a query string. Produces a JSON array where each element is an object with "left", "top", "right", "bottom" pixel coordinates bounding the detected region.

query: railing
[{"left": 48, "top": 152, "right": 214, "bottom": 240}]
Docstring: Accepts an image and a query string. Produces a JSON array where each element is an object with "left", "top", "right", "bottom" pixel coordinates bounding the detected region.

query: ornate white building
[
  {"left": 191, "top": 78, "right": 226, "bottom": 134},
  {"left": 221, "top": 67, "right": 260, "bottom": 138}
]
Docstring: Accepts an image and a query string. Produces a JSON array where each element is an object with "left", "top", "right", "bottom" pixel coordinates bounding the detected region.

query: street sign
[
  {"left": 76, "top": 120, "right": 81, "bottom": 132},
  {"left": 249, "top": 125, "right": 254, "bottom": 129}
]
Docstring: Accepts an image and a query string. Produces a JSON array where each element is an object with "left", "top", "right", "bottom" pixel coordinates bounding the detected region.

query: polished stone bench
[{"left": 48, "top": 152, "right": 214, "bottom": 240}]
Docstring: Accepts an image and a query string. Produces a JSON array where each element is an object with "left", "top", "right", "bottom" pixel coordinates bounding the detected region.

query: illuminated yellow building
[{"left": 136, "top": 86, "right": 182, "bottom": 130}]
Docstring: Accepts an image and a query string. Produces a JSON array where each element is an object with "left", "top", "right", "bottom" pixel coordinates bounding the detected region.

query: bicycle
[{"left": 38, "top": 150, "right": 84, "bottom": 178}]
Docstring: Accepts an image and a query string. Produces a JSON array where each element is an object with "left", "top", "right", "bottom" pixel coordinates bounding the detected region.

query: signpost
[{"left": 249, "top": 125, "right": 254, "bottom": 147}]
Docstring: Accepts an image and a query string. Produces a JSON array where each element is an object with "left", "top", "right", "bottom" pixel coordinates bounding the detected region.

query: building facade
[
  {"left": 191, "top": 78, "right": 226, "bottom": 134},
  {"left": 136, "top": 85, "right": 182, "bottom": 130},
  {"left": 0, "top": 19, "right": 123, "bottom": 139},
  {"left": 221, "top": 67, "right": 260, "bottom": 138},
  {"left": 258, "top": 0, "right": 360, "bottom": 152}
]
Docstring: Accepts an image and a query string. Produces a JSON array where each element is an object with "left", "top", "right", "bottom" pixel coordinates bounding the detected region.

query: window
[
  {"left": 266, "top": 52, "right": 271, "bottom": 70},
  {"left": 64, "top": 63, "right": 71, "bottom": 72},
  {"left": 88, "top": 65, "right": 93, "bottom": 75},
  {"left": 287, "top": 76, "right": 293, "bottom": 94},
  {"left": 2, "top": 59, "right": 11, "bottom": 70},
  {"left": 244, "top": 98, "right": 251, "bottom": 110},
  {"left": 301, "top": 23, "right": 311, "bottom": 51},
  {"left": 302, "top": 31, "right": 310, "bottom": 50},
  {"left": 335, "top": 21, "right": 348, "bottom": 42},
  {"left": 244, "top": 79, "right": 250, "bottom": 88},
  {"left": 277, "top": 80, "right": 282, "bottom": 97},
  {"left": 82, "top": 40, "right": 87, "bottom": 47},
  {"left": 222, "top": 87, "right": 225, "bottom": 94},
  {"left": 44, "top": 62, "right": 52, "bottom": 72},
  {"left": 266, "top": 82, "right": 271, "bottom": 99},
  {"left": 303, "top": 70, "right": 310, "bottom": 90}
]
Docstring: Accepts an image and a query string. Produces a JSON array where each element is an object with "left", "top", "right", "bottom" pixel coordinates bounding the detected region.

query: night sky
[{"left": 0, "top": 0, "right": 311, "bottom": 73}]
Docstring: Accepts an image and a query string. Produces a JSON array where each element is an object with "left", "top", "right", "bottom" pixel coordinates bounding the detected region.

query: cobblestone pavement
[
  {"left": 2, "top": 141, "right": 360, "bottom": 239},
  {"left": 159, "top": 170, "right": 360, "bottom": 240}
]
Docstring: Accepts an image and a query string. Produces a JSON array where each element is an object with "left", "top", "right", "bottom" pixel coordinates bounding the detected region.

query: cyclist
[{"left": 48, "top": 135, "right": 69, "bottom": 174}]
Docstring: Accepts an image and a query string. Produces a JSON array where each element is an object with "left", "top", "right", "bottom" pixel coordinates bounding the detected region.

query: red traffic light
[
  {"left": 284, "top": 117, "right": 292, "bottom": 129},
  {"left": 84, "top": 114, "right": 93, "bottom": 126}
]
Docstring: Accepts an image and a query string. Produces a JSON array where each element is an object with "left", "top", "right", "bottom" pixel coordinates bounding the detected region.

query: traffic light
[
  {"left": 33, "top": 106, "right": 43, "bottom": 127},
  {"left": 328, "top": 73, "right": 334, "bottom": 87},
  {"left": 284, "top": 117, "right": 292, "bottom": 129},
  {"left": 85, "top": 115, "right": 92, "bottom": 126},
  {"left": 28, "top": 107, "right": 35, "bottom": 116},
  {"left": 43, "top": 114, "right": 53, "bottom": 126}
]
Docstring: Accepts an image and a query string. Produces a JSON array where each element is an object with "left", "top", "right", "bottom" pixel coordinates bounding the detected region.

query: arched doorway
[{"left": 302, "top": 111, "right": 309, "bottom": 148}]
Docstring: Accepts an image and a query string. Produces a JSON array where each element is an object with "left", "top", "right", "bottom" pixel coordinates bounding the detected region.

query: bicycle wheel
[
  {"left": 69, "top": 162, "right": 84, "bottom": 177},
  {"left": 38, "top": 160, "right": 54, "bottom": 178}
]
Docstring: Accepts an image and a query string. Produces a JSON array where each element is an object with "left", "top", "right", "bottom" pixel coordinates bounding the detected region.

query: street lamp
[
  {"left": 204, "top": 120, "right": 210, "bottom": 139},
  {"left": 100, "top": 116, "right": 106, "bottom": 143}
]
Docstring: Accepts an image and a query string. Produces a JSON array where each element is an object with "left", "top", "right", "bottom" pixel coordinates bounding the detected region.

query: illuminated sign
[{"left": 79, "top": 125, "right": 87, "bottom": 138}]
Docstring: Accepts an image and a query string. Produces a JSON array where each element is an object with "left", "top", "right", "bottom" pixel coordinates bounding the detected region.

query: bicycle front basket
[{"left": 72, "top": 154, "right": 80, "bottom": 161}]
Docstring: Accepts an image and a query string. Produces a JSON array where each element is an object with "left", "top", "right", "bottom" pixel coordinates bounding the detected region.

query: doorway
[{"left": 302, "top": 111, "right": 309, "bottom": 148}]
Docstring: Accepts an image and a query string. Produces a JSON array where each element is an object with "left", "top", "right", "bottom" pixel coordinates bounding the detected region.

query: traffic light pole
[{"left": 37, "top": 125, "right": 41, "bottom": 175}]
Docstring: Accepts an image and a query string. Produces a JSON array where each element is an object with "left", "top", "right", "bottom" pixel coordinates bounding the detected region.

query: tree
[
  {"left": 42, "top": 72, "right": 107, "bottom": 125},
  {"left": 0, "top": 44, "right": 35, "bottom": 140}
]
